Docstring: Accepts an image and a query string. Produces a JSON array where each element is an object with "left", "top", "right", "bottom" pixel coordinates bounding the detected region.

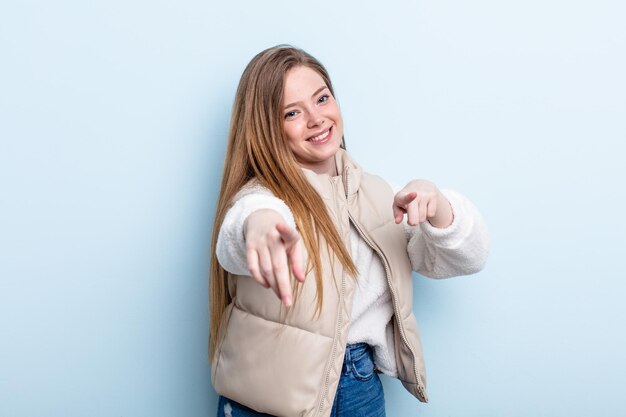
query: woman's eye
[
  {"left": 318, "top": 94, "right": 329, "bottom": 103},
  {"left": 284, "top": 111, "right": 297, "bottom": 119}
]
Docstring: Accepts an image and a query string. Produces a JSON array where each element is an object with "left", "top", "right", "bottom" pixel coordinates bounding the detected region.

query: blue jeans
[{"left": 216, "top": 343, "right": 386, "bottom": 417}]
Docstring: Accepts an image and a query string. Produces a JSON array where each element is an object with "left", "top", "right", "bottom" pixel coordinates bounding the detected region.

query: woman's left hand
[{"left": 393, "top": 179, "right": 454, "bottom": 228}]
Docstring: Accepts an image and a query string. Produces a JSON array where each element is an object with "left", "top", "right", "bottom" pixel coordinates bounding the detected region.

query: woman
[{"left": 209, "top": 44, "right": 490, "bottom": 417}]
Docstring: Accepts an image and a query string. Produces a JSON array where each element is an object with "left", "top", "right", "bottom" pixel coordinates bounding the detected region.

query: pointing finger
[
  {"left": 276, "top": 223, "right": 300, "bottom": 246},
  {"left": 394, "top": 191, "right": 417, "bottom": 207}
]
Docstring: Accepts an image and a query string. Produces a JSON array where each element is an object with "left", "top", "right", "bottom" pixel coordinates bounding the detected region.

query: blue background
[{"left": 1, "top": 1, "right": 625, "bottom": 416}]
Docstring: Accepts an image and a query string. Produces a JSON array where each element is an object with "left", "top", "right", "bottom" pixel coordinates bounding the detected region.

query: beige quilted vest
[{"left": 212, "top": 149, "right": 428, "bottom": 416}]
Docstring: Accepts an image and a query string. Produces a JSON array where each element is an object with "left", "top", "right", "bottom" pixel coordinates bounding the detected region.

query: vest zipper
[
  {"left": 317, "top": 176, "right": 347, "bottom": 416},
  {"left": 343, "top": 168, "right": 427, "bottom": 401}
]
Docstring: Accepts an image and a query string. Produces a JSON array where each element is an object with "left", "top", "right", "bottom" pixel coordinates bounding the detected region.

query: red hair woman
[{"left": 209, "top": 44, "right": 490, "bottom": 417}]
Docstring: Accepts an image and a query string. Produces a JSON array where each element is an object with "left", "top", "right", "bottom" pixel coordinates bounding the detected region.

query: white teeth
[{"left": 309, "top": 128, "right": 330, "bottom": 142}]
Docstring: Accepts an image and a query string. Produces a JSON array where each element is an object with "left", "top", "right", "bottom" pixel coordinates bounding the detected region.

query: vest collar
[{"left": 300, "top": 149, "right": 363, "bottom": 199}]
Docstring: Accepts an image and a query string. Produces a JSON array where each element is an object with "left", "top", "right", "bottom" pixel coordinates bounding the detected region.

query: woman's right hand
[{"left": 243, "top": 209, "right": 306, "bottom": 306}]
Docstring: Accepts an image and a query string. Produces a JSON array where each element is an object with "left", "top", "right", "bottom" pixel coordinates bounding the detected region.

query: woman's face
[{"left": 282, "top": 65, "right": 343, "bottom": 176}]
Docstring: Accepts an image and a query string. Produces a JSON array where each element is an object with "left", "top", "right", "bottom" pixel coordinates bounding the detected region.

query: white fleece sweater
[{"left": 216, "top": 181, "right": 490, "bottom": 376}]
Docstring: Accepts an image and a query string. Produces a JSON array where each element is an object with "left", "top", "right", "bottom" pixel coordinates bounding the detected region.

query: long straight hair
[{"left": 209, "top": 45, "right": 358, "bottom": 359}]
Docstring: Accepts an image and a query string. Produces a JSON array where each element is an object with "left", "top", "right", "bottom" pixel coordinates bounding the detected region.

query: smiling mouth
[{"left": 307, "top": 126, "right": 332, "bottom": 143}]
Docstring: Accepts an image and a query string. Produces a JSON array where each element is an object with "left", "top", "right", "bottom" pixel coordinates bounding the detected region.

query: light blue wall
[{"left": 1, "top": 0, "right": 625, "bottom": 416}]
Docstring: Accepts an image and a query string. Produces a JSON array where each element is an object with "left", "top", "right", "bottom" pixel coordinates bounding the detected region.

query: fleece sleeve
[
  {"left": 391, "top": 184, "right": 490, "bottom": 279},
  {"left": 215, "top": 184, "right": 297, "bottom": 276}
]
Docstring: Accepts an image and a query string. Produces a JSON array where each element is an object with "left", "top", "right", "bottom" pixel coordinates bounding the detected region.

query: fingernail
[{"left": 284, "top": 296, "right": 292, "bottom": 306}]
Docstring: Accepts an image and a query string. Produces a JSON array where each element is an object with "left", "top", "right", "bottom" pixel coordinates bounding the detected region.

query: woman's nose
[{"left": 306, "top": 108, "right": 324, "bottom": 128}]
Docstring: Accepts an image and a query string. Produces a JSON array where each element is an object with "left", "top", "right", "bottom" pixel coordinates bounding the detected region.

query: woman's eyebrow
[{"left": 284, "top": 86, "right": 328, "bottom": 109}]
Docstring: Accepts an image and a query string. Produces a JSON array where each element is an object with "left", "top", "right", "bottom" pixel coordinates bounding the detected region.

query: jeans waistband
[{"left": 342, "top": 343, "right": 373, "bottom": 375}]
